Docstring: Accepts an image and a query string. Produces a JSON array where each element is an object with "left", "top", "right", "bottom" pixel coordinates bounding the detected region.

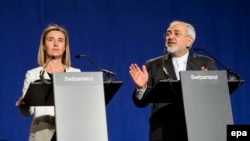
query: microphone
[
  {"left": 39, "top": 56, "right": 55, "bottom": 80},
  {"left": 75, "top": 54, "right": 116, "bottom": 79},
  {"left": 162, "top": 47, "right": 169, "bottom": 79},
  {"left": 34, "top": 56, "right": 55, "bottom": 83},
  {"left": 194, "top": 47, "right": 241, "bottom": 80}
]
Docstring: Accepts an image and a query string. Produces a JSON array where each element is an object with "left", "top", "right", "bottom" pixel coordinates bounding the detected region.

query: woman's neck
[{"left": 45, "top": 59, "right": 65, "bottom": 73}]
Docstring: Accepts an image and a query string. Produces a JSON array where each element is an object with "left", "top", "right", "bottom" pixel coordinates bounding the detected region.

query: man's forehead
[{"left": 167, "top": 24, "right": 186, "bottom": 32}]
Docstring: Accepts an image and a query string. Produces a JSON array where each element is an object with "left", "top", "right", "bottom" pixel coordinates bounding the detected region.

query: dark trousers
[
  {"left": 149, "top": 104, "right": 188, "bottom": 141},
  {"left": 149, "top": 119, "right": 188, "bottom": 141}
]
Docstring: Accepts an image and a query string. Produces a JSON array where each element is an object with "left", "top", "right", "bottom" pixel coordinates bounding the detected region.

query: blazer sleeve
[{"left": 16, "top": 70, "right": 37, "bottom": 117}]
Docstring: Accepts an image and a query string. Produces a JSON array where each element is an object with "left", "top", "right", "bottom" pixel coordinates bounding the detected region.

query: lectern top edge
[
  {"left": 24, "top": 78, "right": 123, "bottom": 106},
  {"left": 144, "top": 77, "right": 244, "bottom": 103}
]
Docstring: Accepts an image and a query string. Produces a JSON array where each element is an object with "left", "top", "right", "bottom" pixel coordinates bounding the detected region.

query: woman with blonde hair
[{"left": 16, "top": 24, "right": 81, "bottom": 141}]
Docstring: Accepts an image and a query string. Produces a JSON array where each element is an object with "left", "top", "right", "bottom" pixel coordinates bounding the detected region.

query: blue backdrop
[{"left": 0, "top": 0, "right": 249, "bottom": 141}]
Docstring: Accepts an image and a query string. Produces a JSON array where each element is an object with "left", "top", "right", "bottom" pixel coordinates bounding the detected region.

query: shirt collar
[{"left": 172, "top": 51, "right": 189, "bottom": 63}]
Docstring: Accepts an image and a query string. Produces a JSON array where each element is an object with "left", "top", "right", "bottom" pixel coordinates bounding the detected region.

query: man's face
[{"left": 165, "top": 23, "right": 193, "bottom": 57}]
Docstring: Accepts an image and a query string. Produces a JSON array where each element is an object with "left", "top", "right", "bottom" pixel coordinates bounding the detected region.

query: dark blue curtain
[{"left": 0, "top": 0, "right": 249, "bottom": 140}]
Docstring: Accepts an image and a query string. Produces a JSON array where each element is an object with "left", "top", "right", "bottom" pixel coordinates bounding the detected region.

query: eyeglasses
[{"left": 163, "top": 32, "right": 187, "bottom": 38}]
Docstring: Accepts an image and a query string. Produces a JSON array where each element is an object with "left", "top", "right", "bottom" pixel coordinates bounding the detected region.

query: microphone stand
[
  {"left": 75, "top": 54, "right": 116, "bottom": 81},
  {"left": 194, "top": 48, "right": 241, "bottom": 80},
  {"left": 35, "top": 56, "right": 54, "bottom": 84}
]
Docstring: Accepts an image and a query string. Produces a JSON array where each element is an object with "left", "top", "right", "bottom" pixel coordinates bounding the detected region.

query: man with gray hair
[{"left": 129, "top": 20, "right": 217, "bottom": 141}]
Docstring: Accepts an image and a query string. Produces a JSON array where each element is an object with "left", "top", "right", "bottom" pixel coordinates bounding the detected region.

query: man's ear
[{"left": 187, "top": 37, "right": 193, "bottom": 47}]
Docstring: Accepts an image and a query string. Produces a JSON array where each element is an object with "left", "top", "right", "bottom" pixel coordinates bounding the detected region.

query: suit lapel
[{"left": 186, "top": 53, "right": 200, "bottom": 71}]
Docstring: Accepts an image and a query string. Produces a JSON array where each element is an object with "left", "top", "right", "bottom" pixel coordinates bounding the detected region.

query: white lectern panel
[
  {"left": 53, "top": 72, "right": 108, "bottom": 141},
  {"left": 180, "top": 71, "right": 233, "bottom": 141}
]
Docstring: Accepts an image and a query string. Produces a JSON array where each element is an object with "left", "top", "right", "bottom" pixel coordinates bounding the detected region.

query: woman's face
[{"left": 44, "top": 30, "right": 66, "bottom": 58}]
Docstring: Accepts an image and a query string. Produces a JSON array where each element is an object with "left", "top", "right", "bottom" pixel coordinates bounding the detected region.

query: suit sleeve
[{"left": 132, "top": 62, "right": 153, "bottom": 108}]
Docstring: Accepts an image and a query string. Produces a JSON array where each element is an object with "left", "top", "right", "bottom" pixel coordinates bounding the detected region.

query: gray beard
[{"left": 167, "top": 46, "right": 179, "bottom": 53}]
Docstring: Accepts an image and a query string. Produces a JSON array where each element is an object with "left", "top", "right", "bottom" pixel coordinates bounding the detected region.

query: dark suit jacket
[{"left": 132, "top": 52, "right": 217, "bottom": 140}]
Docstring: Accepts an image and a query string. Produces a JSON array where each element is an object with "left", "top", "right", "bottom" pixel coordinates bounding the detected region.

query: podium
[
  {"left": 23, "top": 80, "right": 54, "bottom": 106},
  {"left": 144, "top": 70, "right": 244, "bottom": 141},
  {"left": 23, "top": 72, "right": 122, "bottom": 141},
  {"left": 104, "top": 80, "right": 123, "bottom": 104},
  {"left": 24, "top": 75, "right": 122, "bottom": 106}
]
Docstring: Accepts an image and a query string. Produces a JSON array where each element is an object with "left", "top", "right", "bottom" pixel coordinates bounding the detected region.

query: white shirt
[{"left": 172, "top": 52, "right": 189, "bottom": 80}]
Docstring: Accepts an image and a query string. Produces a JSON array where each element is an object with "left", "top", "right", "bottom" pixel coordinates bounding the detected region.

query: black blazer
[{"left": 132, "top": 52, "right": 217, "bottom": 123}]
